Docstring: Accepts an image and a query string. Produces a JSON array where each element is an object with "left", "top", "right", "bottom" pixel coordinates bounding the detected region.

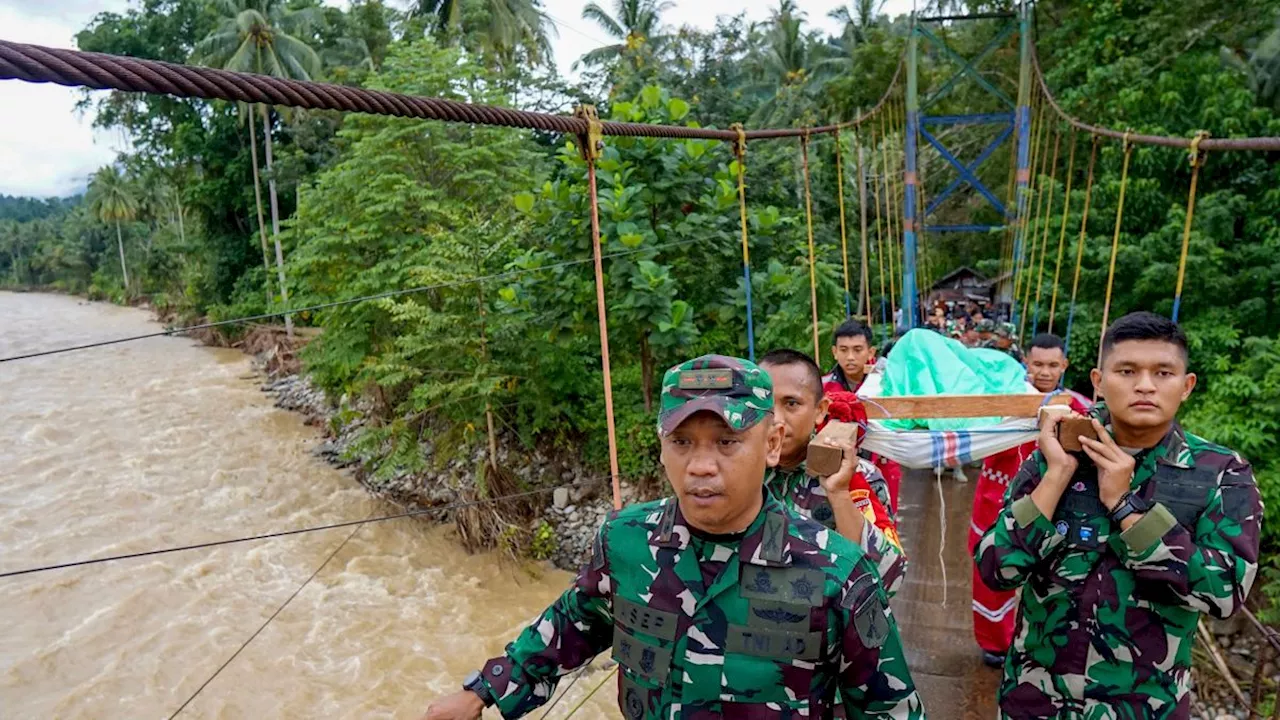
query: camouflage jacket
[
  {"left": 481, "top": 493, "right": 925, "bottom": 719},
  {"left": 975, "top": 411, "right": 1262, "bottom": 719},
  {"left": 766, "top": 461, "right": 908, "bottom": 597}
]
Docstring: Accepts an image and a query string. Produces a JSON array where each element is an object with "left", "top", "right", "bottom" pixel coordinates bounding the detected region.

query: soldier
[
  {"left": 823, "top": 320, "right": 904, "bottom": 513},
  {"left": 982, "top": 322, "right": 1022, "bottom": 362},
  {"left": 759, "top": 348, "right": 907, "bottom": 596},
  {"left": 423, "top": 354, "right": 925, "bottom": 720},
  {"left": 968, "top": 333, "right": 1090, "bottom": 668},
  {"left": 975, "top": 312, "right": 1262, "bottom": 718}
]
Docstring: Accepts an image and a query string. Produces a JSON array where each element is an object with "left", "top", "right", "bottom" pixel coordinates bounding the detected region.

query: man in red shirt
[
  {"left": 970, "top": 333, "right": 1091, "bottom": 667},
  {"left": 822, "top": 319, "right": 903, "bottom": 513}
]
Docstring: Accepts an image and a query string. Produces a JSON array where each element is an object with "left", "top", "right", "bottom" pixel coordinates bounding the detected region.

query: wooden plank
[{"left": 863, "top": 393, "right": 1070, "bottom": 420}]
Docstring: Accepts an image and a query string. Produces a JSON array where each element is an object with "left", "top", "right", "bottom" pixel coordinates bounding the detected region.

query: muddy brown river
[{"left": 0, "top": 292, "right": 621, "bottom": 719}]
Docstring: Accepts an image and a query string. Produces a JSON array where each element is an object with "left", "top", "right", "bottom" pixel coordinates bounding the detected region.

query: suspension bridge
[{"left": 2, "top": 2, "right": 1277, "bottom": 717}]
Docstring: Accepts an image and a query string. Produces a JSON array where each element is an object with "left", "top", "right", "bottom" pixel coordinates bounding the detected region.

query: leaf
[
  {"left": 670, "top": 300, "right": 690, "bottom": 326},
  {"left": 620, "top": 233, "right": 644, "bottom": 248},
  {"left": 668, "top": 97, "right": 690, "bottom": 121},
  {"left": 498, "top": 287, "right": 516, "bottom": 302},
  {"left": 513, "top": 192, "right": 535, "bottom": 213},
  {"left": 728, "top": 160, "right": 742, "bottom": 178},
  {"left": 640, "top": 85, "right": 662, "bottom": 109}
]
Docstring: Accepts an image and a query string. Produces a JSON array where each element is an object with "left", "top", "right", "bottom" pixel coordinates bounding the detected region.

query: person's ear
[
  {"left": 1181, "top": 373, "right": 1197, "bottom": 401},
  {"left": 817, "top": 395, "right": 831, "bottom": 424},
  {"left": 1090, "top": 367, "right": 1103, "bottom": 398},
  {"left": 765, "top": 421, "right": 784, "bottom": 466}
]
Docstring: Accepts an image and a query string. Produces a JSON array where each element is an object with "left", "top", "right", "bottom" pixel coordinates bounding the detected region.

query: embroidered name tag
[
  {"left": 726, "top": 624, "right": 822, "bottom": 660},
  {"left": 613, "top": 596, "right": 678, "bottom": 641},
  {"left": 612, "top": 630, "right": 672, "bottom": 682},
  {"left": 677, "top": 369, "right": 733, "bottom": 389},
  {"left": 739, "top": 567, "right": 826, "bottom": 606}
]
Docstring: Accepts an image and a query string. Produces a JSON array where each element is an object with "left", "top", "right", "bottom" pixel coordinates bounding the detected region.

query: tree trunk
[
  {"left": 115, "top": 219, "right": 130, "bottom": 293},
  {"left": 641, "top": 332, "right": 653, "bottom": 413},
  {"left": 247, "top": 111, "right": 272, "bottom": 305},
  {"left": 261, "top": 104, "right": 293, "bottom": 338},
  {"left": 175, "top": 191, "right": 186, "bottom": 245}
]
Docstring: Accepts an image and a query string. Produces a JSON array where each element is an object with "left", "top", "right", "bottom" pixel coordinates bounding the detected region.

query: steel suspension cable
[
  {"left": 856, "top": 125, "right": 874, "bottom": 333},
  {"left": 1047, "top": 130, "right": 1078, "bottom": 333},
  {"left": 1096, "top": 136, "right": 1135, "bottom": 372},
  {"left": 1064, "top": 135, "right": 1100, "bottom": 353},
  {"left": 801, "top": 133, "right": 821, "bottom": 360},
  {"left": 1173, "top": 132, "right": 1209, "bottom": 323},
  {"left": 0, "top": 482, "right": 590, "bottom": 580},
  {"left": 166, "top": 519, "right": 367, "bottom": 719}
]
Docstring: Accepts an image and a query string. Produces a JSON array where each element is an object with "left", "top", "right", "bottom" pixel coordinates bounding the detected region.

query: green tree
[
  {"left": 410, "top": 0, "right": 554, "bottom": 69},
  {"left": 87, "top": 165, "right": 139, "bottom": 292},
  {"left": 193, "top": 0, "right": 326, "bottom": 335},
  {"left": 577, "top": 0, "right": 674, "bottom": 69}
]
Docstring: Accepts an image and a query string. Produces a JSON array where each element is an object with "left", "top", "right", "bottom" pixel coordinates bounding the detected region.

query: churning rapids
[{"left": 0, "top": 292, "right": 620, "bottom": 719}]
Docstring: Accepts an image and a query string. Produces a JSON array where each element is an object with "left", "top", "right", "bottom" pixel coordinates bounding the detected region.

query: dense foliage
[{"left": 1, "top": 1, "right": 1276, "bottom": 575}]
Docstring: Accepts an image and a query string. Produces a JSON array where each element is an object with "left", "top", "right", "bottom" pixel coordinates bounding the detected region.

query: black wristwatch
[
  {"left": 1108, "top": 491, "right": 1151, "bottom": 524},
  {"left": 463, "top": 670, "right": 495, "bottom": 707}
]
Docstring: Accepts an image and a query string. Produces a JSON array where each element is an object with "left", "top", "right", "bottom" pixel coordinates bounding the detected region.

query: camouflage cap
[{"left": 657, "top": 354, "right": 774, "bottom": 435}]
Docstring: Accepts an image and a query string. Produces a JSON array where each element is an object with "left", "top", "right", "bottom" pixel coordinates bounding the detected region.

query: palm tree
[
  {"left": 412, "top": 0, "right": 555, "bottom": 68},
  {"left": 194, "top": 0, "right": 323, "bottom": 336},
  {"left": 829, "top": 0, "right": 885, "bottom": 47},
  {"left": 576, "top": 0, "right": 674, "bottom": 69},
  {"left": 746, "top": 1, "right": 823, "bottom": 126},
  {"left": 87, "top": 165, "right": 138, "bottom": 293}
]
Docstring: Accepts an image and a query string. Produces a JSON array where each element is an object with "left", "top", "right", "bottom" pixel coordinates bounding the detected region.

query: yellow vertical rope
[
  {"left": 1030, "top": 127, "right": 1063, "bottom": 335},
  {"left": 1066, "top": 136, "right": 1100, "bottom": 341},
  {"left": 1013, "top": 94, "right": 1047, "bottom": 318},
  {"left": 855, "top": 123, "right": 873, "bottom": 333},
  {"left": 801, "top": 133, "right": 821, "bottom": 360},
  {"left": 1096, "top": 135, "right": 1135, "bottom": 372},
  {"left": 879, "top": 109, "right": 897, "bottom": 327},
  {"left": 1173, "top": 132, "right": 1209, "bottom": 322},
  {"left": 1018, "top": 107, "right": 1053, "bottom": 341},
  {"left": 835, "top": 130, "right": 852, "bottom": 315},
  {"left": 870, "top": 124, "right": 888, "bottom": 332},
  {"left": 1000, "top": 102, "right": 1021, "bottom": 282},
  {"left": 1047, "top": 131, "right": 1077, "bottom": 333}
]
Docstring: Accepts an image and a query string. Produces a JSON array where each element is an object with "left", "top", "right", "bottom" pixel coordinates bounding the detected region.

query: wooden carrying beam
[{"left": 863, "top": 393, "right": 1070, "bottom": 419}]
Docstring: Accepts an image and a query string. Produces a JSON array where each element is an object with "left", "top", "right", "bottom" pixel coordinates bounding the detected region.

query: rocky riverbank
[{"left": 262, "top": 371, "right": 613, "bottom": 571}]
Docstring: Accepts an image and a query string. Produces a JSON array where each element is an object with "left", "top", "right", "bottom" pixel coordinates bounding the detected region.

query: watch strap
[{"left": 1108, "top": 491, "right": 1148, "bottom": 524}]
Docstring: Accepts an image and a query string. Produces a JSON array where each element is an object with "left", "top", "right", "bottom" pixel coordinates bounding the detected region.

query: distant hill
[{"left": 0, "top": 194, "right": 82, "bottom": 224}]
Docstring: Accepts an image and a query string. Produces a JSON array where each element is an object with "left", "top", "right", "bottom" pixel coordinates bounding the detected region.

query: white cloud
[{"left": 0, "top": 0, "right": 914, "bottom": 198}]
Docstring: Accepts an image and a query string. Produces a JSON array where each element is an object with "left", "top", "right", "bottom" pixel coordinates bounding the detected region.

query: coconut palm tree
[
  {"left": 576, "top": 0, "right": 674, "bottom": 69},
  {"left": 829, "top": 0, "right": 885, "bottom": 47},
  {"left": 412, "top": 0, "right": 554, "bottom": 68},
  {"left": 194, "top": 0, "right": 323, "bottom": 335},
  {"left": 87, "top": 165, "right": 138, "bottom": 293}
]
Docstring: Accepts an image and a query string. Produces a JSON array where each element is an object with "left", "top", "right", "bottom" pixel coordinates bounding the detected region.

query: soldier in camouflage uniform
[
  {"left": 975, "top": 312, "right": 1262, "bottom": 719},
  {"left": 758, "top": 348, "right": 907, "bottom": 596},
  {"left": 424, "top": 354, "right": 925, "bottom": 720},
  {"left": 981, "top": 322, "right": 1022, "bottom": 362}
]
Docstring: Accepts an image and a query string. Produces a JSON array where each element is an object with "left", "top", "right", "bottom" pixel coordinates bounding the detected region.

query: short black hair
[
  {"left": 832, "top": 318, "right": 873, "bottom": 346},
  {"left": 1101, "top": 311, "right": 1189, "bottom": 365},
  {"left": 759, "top": 348, "right": 824, "bottom": 400},
  {"left": 1028, "top": 333, "right": 1067, "bottom": 354}
]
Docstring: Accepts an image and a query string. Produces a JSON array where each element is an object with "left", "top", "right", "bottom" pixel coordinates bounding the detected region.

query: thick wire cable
[
  {"left": 0, "top": 482, "right": 595, "bottom": 579},
  {"left": 0, "top": 237, "right": 707, "bottom": 364},
  {"left": 166, "top": 519, "right": 367, "bottom": 719}
]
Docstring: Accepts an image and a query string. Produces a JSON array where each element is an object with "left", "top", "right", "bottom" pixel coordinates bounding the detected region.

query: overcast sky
[{"left": 0, "top": 0, "right": 912, "bottom": 198}]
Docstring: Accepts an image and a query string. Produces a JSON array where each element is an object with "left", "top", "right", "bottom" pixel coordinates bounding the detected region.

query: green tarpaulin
[{"left": 878, "top": 329, "right": 1029, "bottom": 431}]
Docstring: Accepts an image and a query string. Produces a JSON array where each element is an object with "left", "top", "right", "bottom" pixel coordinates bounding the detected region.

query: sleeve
[
  {"left": 836, "top": 558, "right": 925, "bottom": 719},
  {"left": 1110, "top": 456, "right": 1263, "bottom": 619},
  {"left": 852, "top": 461, "right": 908, "bottom": 598},
  {"left": 974, "top": 453, "right": 1066, "bottom": 592},
  {"left": 481, "top": 519, "right": 616, "bottom": 719}
]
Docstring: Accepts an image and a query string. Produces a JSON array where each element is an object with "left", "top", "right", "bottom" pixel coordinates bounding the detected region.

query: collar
[
  {"left": 648, "top": 490, "right": 792, "bottom": 567},
  {"left": 1090, "top": 402, "right": 1193, "bottom": 469}
]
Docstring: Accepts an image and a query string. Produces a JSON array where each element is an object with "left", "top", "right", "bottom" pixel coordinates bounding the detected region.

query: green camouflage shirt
[
  {"left": 481, "top": 493, "right": 925, "bottom": 719},
  {"left": 766, "top": 460, "right": 908, "bottom": 597},
  {"left": 975, "top": 409, "right": 1262, "bottom": 719}
]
